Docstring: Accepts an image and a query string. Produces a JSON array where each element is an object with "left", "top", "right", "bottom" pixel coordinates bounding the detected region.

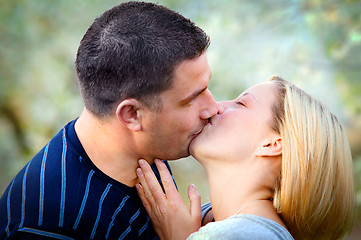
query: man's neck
[{"left": 75, "top": 109, "right": 140, "bottom": 187}]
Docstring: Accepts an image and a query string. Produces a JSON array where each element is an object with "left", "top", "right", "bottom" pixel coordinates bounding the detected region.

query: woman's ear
[
  {"left": 256, "top": 138, "right": 282, "bottom": 157},
  {"left": 115, "top": 99, "right": 143, "bottom": 132}
]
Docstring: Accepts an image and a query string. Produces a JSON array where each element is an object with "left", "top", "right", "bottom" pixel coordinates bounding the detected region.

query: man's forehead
[{"left": 162, "top": 53, "right": 211, "bottom": 99}]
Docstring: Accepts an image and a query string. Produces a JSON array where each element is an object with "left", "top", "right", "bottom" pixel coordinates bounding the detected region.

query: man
[{"left": 0, "top": 1, "right": 217, "bottom": 239}]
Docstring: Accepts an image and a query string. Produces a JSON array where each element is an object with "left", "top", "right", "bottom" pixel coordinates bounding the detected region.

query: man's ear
[
  {"left": 115, "top": 99, "right": 143, "bottom": 132},
  {"left": 256, "top": 138, "right": 282, "bottom": 157}
]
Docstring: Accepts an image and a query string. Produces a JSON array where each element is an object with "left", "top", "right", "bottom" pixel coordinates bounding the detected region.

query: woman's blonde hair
[{"left": 270, "top": 76, "right": 355, "bottom": 239}]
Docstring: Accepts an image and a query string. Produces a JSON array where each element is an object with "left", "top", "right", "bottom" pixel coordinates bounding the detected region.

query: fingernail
[
  {"left": 138, "top": 159, "right": 145, "bottom": 167},
  {"left": 189, "top": 183, "right": 196, "bottom": 190},
  {"left": 136, "top": 168, "right": 143, "bottom": 176}
]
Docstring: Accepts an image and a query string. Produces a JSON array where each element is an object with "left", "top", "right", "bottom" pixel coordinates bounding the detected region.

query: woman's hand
[{"left": 136, "top": 159, "right": 202, "bottom": 240}]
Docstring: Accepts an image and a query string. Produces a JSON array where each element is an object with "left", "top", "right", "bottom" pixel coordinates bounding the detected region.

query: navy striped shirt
[{"left": 0, "top": 120, "right": 171, "bottom": 239}]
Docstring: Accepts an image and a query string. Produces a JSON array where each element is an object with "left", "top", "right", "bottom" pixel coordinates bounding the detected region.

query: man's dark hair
[{"left": 75, "top": 1, "right": 210, "bottom": 118}]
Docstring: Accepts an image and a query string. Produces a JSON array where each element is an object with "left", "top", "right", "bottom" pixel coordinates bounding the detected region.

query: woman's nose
[{"left": 216, "top": 101, "right": 229, "bottom": 114}]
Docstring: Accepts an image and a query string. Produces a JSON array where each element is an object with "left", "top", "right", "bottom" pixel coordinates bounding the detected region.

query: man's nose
[{"left": 200, "top": 89, "right": 218, "bottom": 119}]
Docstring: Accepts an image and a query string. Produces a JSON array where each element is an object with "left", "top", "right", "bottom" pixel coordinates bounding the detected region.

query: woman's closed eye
[{"left": 236, "top": 100, "right": 246, "bottom": 107}]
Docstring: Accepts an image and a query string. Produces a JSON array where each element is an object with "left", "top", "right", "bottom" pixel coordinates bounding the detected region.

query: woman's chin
[
  {"left": 189, "top": 136, "right": 202, "bottom": 158},
  {"left": 189, "top": 138, "right": 197, "bottom": 157},
  {"left": 189, "top": 137, "right": 207, "bottom": 162}
]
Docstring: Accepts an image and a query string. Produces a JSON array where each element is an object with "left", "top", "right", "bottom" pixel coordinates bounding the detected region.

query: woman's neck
[{"left": 204, "top": 159, "right": 286, "bottom": 228}]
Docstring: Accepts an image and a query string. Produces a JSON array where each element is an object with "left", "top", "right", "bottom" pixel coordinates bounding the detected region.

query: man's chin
[{"left": 164, "top": 147, "right": 190, "bottom": 160}]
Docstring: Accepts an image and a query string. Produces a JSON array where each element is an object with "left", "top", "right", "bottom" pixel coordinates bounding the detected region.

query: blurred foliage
[
  {"left": 0, "top": 0, "right": 360, "bottom": 237},
  {"left": 303, "top": 0, "right": 361, "bottom": 114}
]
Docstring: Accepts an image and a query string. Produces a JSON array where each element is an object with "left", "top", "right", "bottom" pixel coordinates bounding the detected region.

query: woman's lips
[{"left": 191, "top": 118, "right": 213, "bottom": 139}]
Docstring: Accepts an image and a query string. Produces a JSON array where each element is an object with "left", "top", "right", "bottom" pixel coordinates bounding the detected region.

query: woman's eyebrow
[
  {"left": 239, "top": 92, "right": 253, "bottom": 99},
  {"left": 238, "top": 92, "right": 257, "bottom": 103}
]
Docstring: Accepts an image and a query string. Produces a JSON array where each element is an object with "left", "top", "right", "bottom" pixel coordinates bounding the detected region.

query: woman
[{"left": 136, "top": 76, "right": 355, "bottom": 240}]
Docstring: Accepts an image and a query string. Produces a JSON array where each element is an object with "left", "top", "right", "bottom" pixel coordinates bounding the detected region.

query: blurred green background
[{"left": 1, "top": 0, "right": 360, "bottom": 238}]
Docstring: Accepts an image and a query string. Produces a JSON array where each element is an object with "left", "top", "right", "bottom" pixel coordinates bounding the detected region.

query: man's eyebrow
[{"left": 180, "top": 86, "right": 208, "bottom": 104}]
